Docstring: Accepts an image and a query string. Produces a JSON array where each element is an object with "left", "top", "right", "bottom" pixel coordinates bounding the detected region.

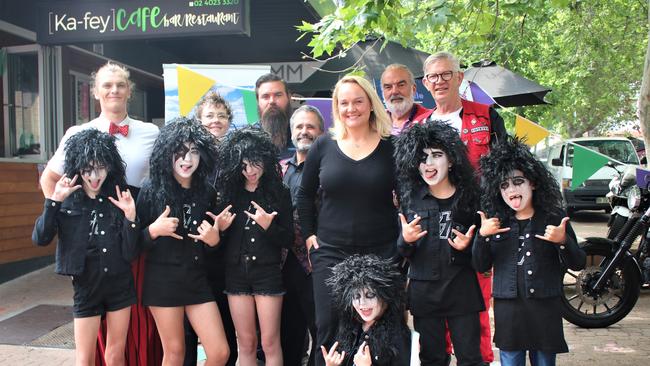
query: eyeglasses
[
  {"left": 424, "top": 71, "right": 455, "bottom": 83},
  {"left": 201, "top": 113, "right": 230, "bottom": 123},
  {"left": 499, "top": 176, "right": 528, "bottom": 190}
]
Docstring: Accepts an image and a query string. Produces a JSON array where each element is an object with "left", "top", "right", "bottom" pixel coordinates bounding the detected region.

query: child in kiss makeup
[
  {"left": 213, "top": 127, "right": 294, "bottom": 366},
  {"left": 137, "top": 117, "right": 230, "bottom": 366},
  {"left": 394, "top": 122, "right": 485, "bottom": 366},
  {"left": 473, "top": 137, "right": 585, "bottom": 366},
  {"left": 321, "top": 254, "right": 411, "bottom": 366},
  {"left": 32, "top": 129, "right": 138, "bottom": 366}
]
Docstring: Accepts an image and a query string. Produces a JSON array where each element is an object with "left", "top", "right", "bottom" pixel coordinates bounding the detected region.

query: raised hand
[
  {"left": 148, "top": 205, "right": 182, "bottom": 240},
  {"left": 448, "top": 225, "right": 476, "bottom": 250},
  {"left": 188, "top": 211, "right": 221, "bottom": 246},
  {"left": 535, "top": 217, "right": 570, "bottom": 245},
  {"left": 108, "top": 185, "right": 136, "bottom": 221},
  {"left": 321, "top": 341, "right": 345, "bottom": 366},
  {"left": 353, "top": 341, "right": 372, "bottom": 366},
  {"left": 50, "top": 174, "right": 82, "bottom": 202},
  {"left": 244, "top": 201, "right": 277, "bottom": 231},
  {"left": 215, "top": 205, "right": 236, "bottom": 231},
  {"left": 399, "top": 213, "right": 428, "bottom": 243},
  {"left": 478, "top": 211, "right": 511, "bottom": 237}
]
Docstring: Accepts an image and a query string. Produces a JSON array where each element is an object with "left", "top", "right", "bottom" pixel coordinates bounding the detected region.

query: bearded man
[{"left": 381, "top": 63, "right": 432, "bottom": 135}]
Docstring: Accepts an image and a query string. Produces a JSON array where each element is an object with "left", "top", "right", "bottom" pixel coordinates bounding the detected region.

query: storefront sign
[{"left": 37, "top": 0, "right": 249, "bottom": 44}]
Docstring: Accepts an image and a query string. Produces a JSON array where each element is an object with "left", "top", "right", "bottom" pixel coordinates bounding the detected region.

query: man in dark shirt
[
  {"left": 254, "top": 73, "right": 294, "bottom": 159},
  {"left": 279, "top": 105, "right": 324, "bottom": 366},
  {"left": 381, "top": 64, "right": 432, "bottom": 135}
]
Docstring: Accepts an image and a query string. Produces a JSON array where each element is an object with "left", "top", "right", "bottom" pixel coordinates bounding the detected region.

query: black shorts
[
  {"left": 72, "top": 267, "right": 136, "bottom": 318},
  {"left": 224, "top": 256, "right": 284, "bottom": 296}
]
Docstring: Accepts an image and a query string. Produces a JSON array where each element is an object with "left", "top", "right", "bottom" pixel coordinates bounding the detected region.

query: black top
[
  {"left": 33, "top": 196, "right": 139, "bottom": 276},
  {"left": 296, "top": 134, "right": 398, "bottom": 247},
  {"left": 220, "top": 186, "right": 294, "bottom": 265},
  {"left": 398, "top": 190, "right": 484, "bottom": 316},
  {"left": 137, "top": 184, "right": 218, "bottom": 267},
  {"left": 473, "top": 213, "right": 585, "bottom": 299}
]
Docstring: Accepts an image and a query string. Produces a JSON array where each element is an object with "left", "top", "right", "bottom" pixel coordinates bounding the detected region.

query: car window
[{"left": 566, "top": 140, "right": 640, "bottom": 166}]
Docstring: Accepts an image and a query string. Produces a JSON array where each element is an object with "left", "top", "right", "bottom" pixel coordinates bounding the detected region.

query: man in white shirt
[{"left": 40, "top": 62, "right": 159, "bottom": 197}]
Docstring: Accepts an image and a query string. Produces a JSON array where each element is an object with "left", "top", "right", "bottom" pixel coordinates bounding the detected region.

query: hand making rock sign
[
  {"left": 399, "top": 213, "right": 428, "bottom": 243},
  {"left": 244, "top": 200, "right": 277, "bottom": 230},
  {"left": 535, "top": 217, "right": 570, "bottom": 245},
  {"left": 188, "top": 205, "right": 237, "bottom": 246},
  {"left": 478, "top": 210, "right": 511, "bottom": 237}
]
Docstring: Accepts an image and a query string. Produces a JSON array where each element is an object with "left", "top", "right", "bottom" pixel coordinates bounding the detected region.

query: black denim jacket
[
  {"left": 138, "top": 187, "right": 218, "bottom": 267},
  {"left": 220, "top": 186, "right": 294, "bottom": 266},
  {"left": 473, "top": 213, "right": 586, "bottom": 299},
  {"left": 397, "top": 187, "right": 477, "bottom": 281},
  {"left": 32, "top": 197, "right": 139, "bottom": 276}
]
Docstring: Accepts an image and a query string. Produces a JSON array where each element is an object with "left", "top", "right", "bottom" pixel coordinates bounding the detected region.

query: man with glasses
[
  {"left": 381, "top": 64, "right": 432, "bottom": 135},
  {"left": 422, "top": 51, "right": 506, "bottom": 366},
  {"left": 422, "top": 52, "right": 506, "bottom": 168}
]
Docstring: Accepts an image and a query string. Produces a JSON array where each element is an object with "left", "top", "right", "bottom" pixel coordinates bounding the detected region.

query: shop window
[
  {"left": 2, "top": 48, "right": 41, "bottom": 158},
  {"left": 70, "top": 72, "right": 98, "bottom": 125}
]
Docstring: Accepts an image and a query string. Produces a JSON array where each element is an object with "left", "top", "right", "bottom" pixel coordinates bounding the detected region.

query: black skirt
[
  {"left": 493, "top": 266, "right": 569, "bottom": 353},
  {"left": 142, "top": 261, "right": 214, "bottom": 307}
]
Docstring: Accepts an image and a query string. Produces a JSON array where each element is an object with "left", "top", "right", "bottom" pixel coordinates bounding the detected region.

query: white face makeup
[
  {"left": 352, "top": 288, "right": 385, "bottom": 326},
  {"left": 418, "top": 148, "right": 451, "bottom": 187},
  {"left": 242, "top": 159, "right": 264, "bottom": 190},
  {"left": 172, "top": 142, "right": 200, "bottom": 186},
  {"left": 500, "top": 169, "right": 535, "bottom": 215},
  {"left": 80, "top": 162, "right": 108, "bottom": 198}
]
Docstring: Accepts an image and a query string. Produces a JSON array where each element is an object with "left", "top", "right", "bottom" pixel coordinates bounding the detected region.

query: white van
[{"left": 544, "top": 137, "right": 640, "bottom": 215}]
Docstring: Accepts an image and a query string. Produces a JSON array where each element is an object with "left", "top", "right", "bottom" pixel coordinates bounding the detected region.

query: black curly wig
[
  {"left": 63, "top": 128, "right": 127, "bottom": 199},
  {"left": 214, "top": 127, "right": 283, "bottom": 206},
  {"left": 141, "top": 117, "right": 218, "bottom": 215},
  {"left": 479, "top": 136, "right": 563, "bottom": 220},
  {"left": 327, "top": 254, "right": 409, "bottom": 362},
  {"left": 394, "top": 122, "right": 479, "bottom": 217}
]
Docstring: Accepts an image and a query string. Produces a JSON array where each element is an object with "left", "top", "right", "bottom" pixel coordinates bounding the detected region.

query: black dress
[
  {"left": 139, "top": 185, "right": 216, "bottom": 307},
  {"left": 493, "top": 219, "right": 569, "bottom": 353}
]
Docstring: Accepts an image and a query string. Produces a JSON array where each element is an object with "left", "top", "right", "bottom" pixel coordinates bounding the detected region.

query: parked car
[
  {"left": 544, "top": 137, "right": 640, "bottom": 215},
  {"left": 629, "top": 137, "right": 646, "bottom": 164}
]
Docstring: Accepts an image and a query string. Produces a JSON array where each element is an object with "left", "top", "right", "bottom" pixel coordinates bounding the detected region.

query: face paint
[
  {"left": 418, "top": 148, "right": 451, "bottom": 187},
  {"left": 242, "top": 159, "right": 264, "bottom": 190},
  {"left": 500, "top": 169, "right": 535, "bottom": 215},
  {"left": 352, "top": 288, "right": 385, "bottom": 326},
  {"left": 80, "top": 162, "right": 108, "bottom": 198},
  {"left": 172, "top": 142, "right": 200, "bottom": 186}
]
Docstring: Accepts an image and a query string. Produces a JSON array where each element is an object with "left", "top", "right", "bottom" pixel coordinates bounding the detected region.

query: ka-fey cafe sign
[{"left": 37, "top": 0, "right": 250, "bottom": 44}]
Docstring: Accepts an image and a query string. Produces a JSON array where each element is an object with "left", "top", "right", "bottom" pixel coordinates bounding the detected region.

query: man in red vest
[{"left": 422, "top": 51, "right": 507, "bottom": 366}]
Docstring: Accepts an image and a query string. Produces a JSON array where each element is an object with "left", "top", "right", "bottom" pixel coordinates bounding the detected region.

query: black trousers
[
  {"left": 280, "top": 251, "right": 317, "bottom": 366},
  {"left": 311, "top": 240, "right": 397, "bottom": 366},
  {"left": 414, "top": 312, "right": 483, "bottom": 366},
  {"left": 183, "top": 269, "right": 238, "bottom": 366}
]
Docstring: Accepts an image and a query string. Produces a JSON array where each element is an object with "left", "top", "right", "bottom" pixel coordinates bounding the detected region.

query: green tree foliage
[{"left": 299, "top": 0, "right": 648, "bottom": 137}]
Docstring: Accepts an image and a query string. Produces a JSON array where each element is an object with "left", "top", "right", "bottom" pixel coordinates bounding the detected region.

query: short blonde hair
[
  {"left": 91, "top": 62, "right": 135, "bottom": 95},
  {"left": 330, "top": 75, "right": 392, "bottom": 140}
]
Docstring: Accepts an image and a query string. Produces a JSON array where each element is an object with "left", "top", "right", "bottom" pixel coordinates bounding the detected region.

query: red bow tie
[{"left": 109, "top": 123, "right": 129, "bottom": 137}]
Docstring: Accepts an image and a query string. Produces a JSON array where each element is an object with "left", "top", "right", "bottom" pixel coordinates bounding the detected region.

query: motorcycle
[
  {"left": 560, "top": 168, "right": 650, "bottom": 328},
  {"left": 606, "top": 163, "right": 639, "bottom": 239}
]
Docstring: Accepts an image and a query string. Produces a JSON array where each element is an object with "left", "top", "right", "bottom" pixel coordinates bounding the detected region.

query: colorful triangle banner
[
  {"left": 241, "top": 89, "right": 259, "bottom": 124},
  {"left": 177, "top": 65, "right": 216, "bottom": 117},
  {"left": 571, "top": 143, "right": 610, "bottom": 190},
  {"left": 515, "top": 115, "right": 550, "bottom": 146}
]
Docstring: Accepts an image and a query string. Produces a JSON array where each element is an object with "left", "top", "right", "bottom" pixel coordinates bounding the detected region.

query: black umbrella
[
  {"left": 293, "top": 39, "right": 430, "bottom": 94},
  {"left": 463, "top": 60, "right": 551, "bottom": 107}
]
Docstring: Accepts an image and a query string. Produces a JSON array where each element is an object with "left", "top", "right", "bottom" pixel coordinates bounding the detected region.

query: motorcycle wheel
[
  {"left": 606, "top": 213, "right": 628, "bottom": 240},
  {"left": 560, "top": 242, "right": 641, "bottom": 328}
]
